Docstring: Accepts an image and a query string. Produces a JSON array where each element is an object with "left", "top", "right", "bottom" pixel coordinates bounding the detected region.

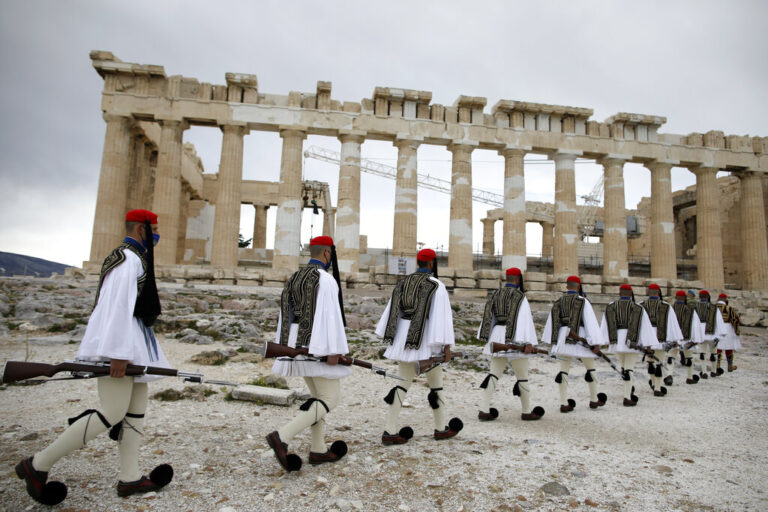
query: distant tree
[{"left": 238, "top": 234, "right": 252, "bottom": 248}]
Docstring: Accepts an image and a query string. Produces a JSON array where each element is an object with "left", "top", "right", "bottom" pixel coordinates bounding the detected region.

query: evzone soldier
[
  {"left": 266, "top": 236, "right": 350, "bottom": 472},
  {"left": 640, "top": 283, "right": 684, "bottom": 396},
  {"left": 375, "top": 248, "right": 463, "bottom": 445},
  {"left": 15, "top": 210, "right": 173, "bottom": 506},
  {"left": 715, "top": 293, "right": 741, "bottom": 373},
  {"left": 476, "top": 267, "right": 545, "bottom": 422},
  {"left": 542, "top": 275, "right": 607, "bottom": 413},
  {"left": 600, "top": 284, "right": 657, "bottom": 406},
  {"left": 672, "top": 290, "right": 705, "bottom": 384},
  {"left": 695, "top": 290, "right": 728, "bottom": 379}
]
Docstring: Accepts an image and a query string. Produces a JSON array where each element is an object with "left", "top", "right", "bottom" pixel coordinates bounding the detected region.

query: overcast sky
[{"left": 1, "top": 0, "right": 766, "bottom": 267}]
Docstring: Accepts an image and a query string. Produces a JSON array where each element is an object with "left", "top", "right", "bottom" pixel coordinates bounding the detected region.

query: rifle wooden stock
[
  {"left": 491, "top": 342, "right": 550, "bottom": 356},
  {"left": 417, "top": 352, "right": 466, "bottom": 374},
  {"left": 263, "top": 341, "right": 309, "bottom": 359},
  {"left": 2, "top": 360, "right": 179, "bottom": 384}
]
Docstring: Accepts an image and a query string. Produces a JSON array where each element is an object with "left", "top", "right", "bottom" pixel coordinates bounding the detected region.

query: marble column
[
  {"left": 392, "top": 138, "right": 420, "bottom": 258},
  {"left": 500, "top": 146, "right": 529, "bottom": 270},
  {"left": 323, "top": 209, "right": 335, "bottom": 237},
  {"left": 211, "top": 123, "right": 248, "bottom": 268},
  {"left": 152, "top": 118, "right": 187, "bottom": 265},
  {"left": 646, "top": 161, "right": 678, "bottom": 280},
  {"left": 135, "top": 142, "right": 156, "bottom": 211},
  {"left": 252, "top": 205, "right": 268, "bottom": 249},
  {"left": 177, "top": 184, "right": 191, "bottom": 262},
  {"left": 335, "top": 132, "right": 365, "bottom": 273},
  {"left": 541, "top": 221, "right": 554, "bottom": 259},
  {"left": 738, "top": 171, "right": 768, "bottom": 290},
  {"left": 552, "top": 151, "right": 580, "bottom": 276},
  {"left": 448, "top": 143, "right": 476, "bottom": 271},
  {"left": 481, "top": 218, "right": 495, "bottom": 256},
  {"left": 272, "top": 128, "right": 307, "bottom": 270},
  {"left": 601, "top": 155, "right": 629, "bottom": 281},
  {"left": 692, "top": 166, "right": 724, "bottom": 289},
  {"left": 90, "top": 114, "right": 134, "bottom": 263}
]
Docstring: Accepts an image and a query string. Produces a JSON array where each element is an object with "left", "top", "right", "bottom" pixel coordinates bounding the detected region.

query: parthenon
[{"left": 86, "top": 51, "right": 768, "bottom": 293}]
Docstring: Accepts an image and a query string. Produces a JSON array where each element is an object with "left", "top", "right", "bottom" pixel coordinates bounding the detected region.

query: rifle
[
  {"left": 566, "top": 331, "right": 621, "bottom": 375},
  {"left": 263, "top": 341, "right": 404, "bottom": 381},
  {"left": 491, "top": 342, "right": 551, "bottom": 357},
  {"left": 1, "top": 360, "right": 240, "bottom": 387},
  {"left": 416, "top": 350, "right": 468, "bottom": 374}
]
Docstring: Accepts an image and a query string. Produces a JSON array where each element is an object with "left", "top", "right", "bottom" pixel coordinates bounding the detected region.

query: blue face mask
[{"left": 152, "top": 233, "right": 160, "bottom": 246}]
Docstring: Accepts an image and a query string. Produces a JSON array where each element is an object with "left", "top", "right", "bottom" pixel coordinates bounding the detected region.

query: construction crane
[
  {"left": 303, "top": 146, "right": 505, "bottom": 207},
  {"left": 577, "top": 176, "right": 604, "bottom": 237}
]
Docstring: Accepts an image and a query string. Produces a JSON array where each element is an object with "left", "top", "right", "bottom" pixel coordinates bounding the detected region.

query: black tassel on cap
[
  {"left": 330, "top": 245, "right": 346, "bottom": 327},
  {"left": 433, "top": 255, "right": 438, "bottom": 279},
  {"left": 134, "top": 220, "right": 161, "bottom": 326}
]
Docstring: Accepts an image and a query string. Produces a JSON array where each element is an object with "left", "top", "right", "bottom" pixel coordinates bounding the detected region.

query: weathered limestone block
[
  {"left": 212, "top": 85, "right": 227, "bottom": 101},
  {"left": 474, "top": 270, "right": 497, "bottom": 279},
  {"left": 455, "top": 269, "right": 474, "bottom": 279},
  {"left": 581, "top": 274, "right": 602, "bottom": 284},
  {"left": 430, "top": 104, "right": 445, "bottom": 122},
  {"left": 453, "top": 289, "right": 488, "bottom": 299},
  {"left": 526, "top": 281, "right": 547, "bottom": 291},
  {"left": 685, "top": 133, "right": 704, "bottom": 146},
  {"left": 477, "top": 279, "right": 499, "bottom": 289},
  {"left": 232, "top": 385, "right": 297, "bottom": 406},
  {"left": 455, "top": 278, "right": 476, "bottom": 288},
  {"left": 439, "top": 266, "right": 456, "bottom": 278},
  {"left": 525, "top": 272, "right": 547, "bottom": 282},
  {"left": 582, "top": 284, "right": 602, "bottom": 294},
  {"left": 703, "top": 130, "right": 725, "bottom": 149},
  {"left": 342, "top": 102, "right": 361, "bottom": 113},
  {"left": 739, "top": 308, "right": 765, "bottom": 327},
  {"left": 439, "top": 277, "right": 455, "bottom": 288}
]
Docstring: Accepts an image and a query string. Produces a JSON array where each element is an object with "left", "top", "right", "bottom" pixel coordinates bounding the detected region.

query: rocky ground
[{"left": 0, "top": 277, "right": 766, "bottom": 512}]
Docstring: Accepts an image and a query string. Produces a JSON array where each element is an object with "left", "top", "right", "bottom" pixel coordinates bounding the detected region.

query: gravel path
[{"left": 1, "top": 282, "right": 767, "bottom": 512}]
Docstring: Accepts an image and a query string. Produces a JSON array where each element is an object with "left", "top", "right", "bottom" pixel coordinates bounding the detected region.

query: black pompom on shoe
[{"left": 15, "top": 457, "right": 68, "bottom": 506}]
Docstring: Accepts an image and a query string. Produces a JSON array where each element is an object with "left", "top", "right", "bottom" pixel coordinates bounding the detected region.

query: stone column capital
[
  {"left": 499, "top": 144, "right": 531, "bottom": 158},
  {"left": 338, "top": 131, "right": 366, "bottom": 144},
  {"left": 598, "top": 154, "right": 632, "bottom": 166},
  {"left": 157, "top": 117, "right": 189, "bottom": 131},
  {"left": 645, "top": 159, "right": 678, "bottom": 172},
  {"left": 219, "top": 122, "right": 250, "bottom": 136},
  {"left": 279, "top": 126, "right": 307, "bottom": 140},
  {"left": 394, "top": 134, "right": 422, "bottom": 150},
  {"left": 481, "top": 217, "right": 496, "bottom": 225},
  {"left": 448, "top": 141, "right": 478, "bottom": 154},
  {"left": 731, "top": 168, "right": 759, "bottom": 180},
  {"left": 690, "top": 165, "right": 719, "bottom": 177},
  {"left": 550, "top": 149, "right": 581, "bottom": 164}
]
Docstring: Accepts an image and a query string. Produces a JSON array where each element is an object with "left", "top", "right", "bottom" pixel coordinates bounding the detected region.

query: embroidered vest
[
  {"left": 673, "top": 302, "right": 695, "bottom": 340},
  {"left": 383, "top": 272, "right": 439, "bottom": 349},
  {"left": 696, "top": 302, "right": 718, "bottom": 335},
  {"left": 94, "top": 243, "right": 147, "bottom": 310},
  {"left": 279, "top": 263, "right": 322, "bottom": 348},
  {"left": 717, "top": 303, "right": 740, "bottom": 335},
  {"left": 478, "top": 287, "right": 525, "bottom": 343},
  {"left": 605, "top": 300, "right": 643, "bottom": 348},
  {"left": 642, "top": 300, "right": 670, "bottom": 342},
  {"left": 551, "top": 294, "right": 585, "bottom": 344}
]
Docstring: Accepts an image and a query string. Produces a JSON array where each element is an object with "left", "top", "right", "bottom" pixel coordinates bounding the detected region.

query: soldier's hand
[
  {"left": 591, "top": 345, "right": 600, "bottom": 355},
  {"left": 524, "top": 344, "right": 533, "bottom": 354},
  {"left": 110, "top": 359, "right": 129, "bottom": 378},
  {"left": 325, "top": 354, "right": 340, "bottom": 366}
]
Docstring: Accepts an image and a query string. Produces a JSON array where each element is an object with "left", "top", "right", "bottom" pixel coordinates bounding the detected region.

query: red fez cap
[
  {"left": 619, "top": 284, "right": 633, "bottom": 291},
  {"left": 310, "top": 236, "right": 334, "bottom": 247},
  {"left": 125, "top": 209, "right": 158, "bottom": 224},
  {"left": 505, "top": 267, "right": 522, "bottom": 276},
  {"left": 566, "top": 275, "right": 581, "bottom": 284},
  {"left": 718, "top": 293, "right": 727, "bottom": 299},
  {"left": 648, "top": 283, "right": 661, "bottom": 291},
  {"left": 699, "top": 290, "right": 710, "bottom": 296},
  {"left": 417, "top": 248, "right": 436, "bottom": 262},
  {"left": 675, "top": 290, "right": 687, "bottom": 298}
]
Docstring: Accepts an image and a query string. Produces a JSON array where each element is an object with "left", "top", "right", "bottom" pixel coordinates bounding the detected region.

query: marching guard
[
  {"left": 15, "top": 209, "right": 173, "bottom": 505},
  {"left": 476, "top": 268, "right": 545, "bottom": 422},
  {"left": 695, "top": 290, "right": 728, "bottom": 379},
  {"left": 375, "top": 248, "right": 463, "bottom": 445},
  {"left": 672, "top": 290, "right": 705, "bottom": 384},
  {"left": 640, "top": 284, "right": 684, "bottom": 396},
  {"left": 715, "top": 293, "right": 741, "bottom": 373},
  {"left": 542, "top": 276, "right": 607, "bottom": 413},
  {"left": 266, "top": 236, "right": 350, "bottom": 472},
  {"left": 601, "top": 284, "right": 657, "bottom": 406}
]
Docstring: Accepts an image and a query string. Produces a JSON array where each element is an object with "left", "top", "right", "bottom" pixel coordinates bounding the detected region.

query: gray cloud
[{"left": 0, "top": 0, "right": 765, "bottom": 266}]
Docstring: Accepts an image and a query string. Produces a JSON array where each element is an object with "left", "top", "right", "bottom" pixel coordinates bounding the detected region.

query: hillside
[{"left": 0, "top": 251, "right": 70, "bottom": 278}]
